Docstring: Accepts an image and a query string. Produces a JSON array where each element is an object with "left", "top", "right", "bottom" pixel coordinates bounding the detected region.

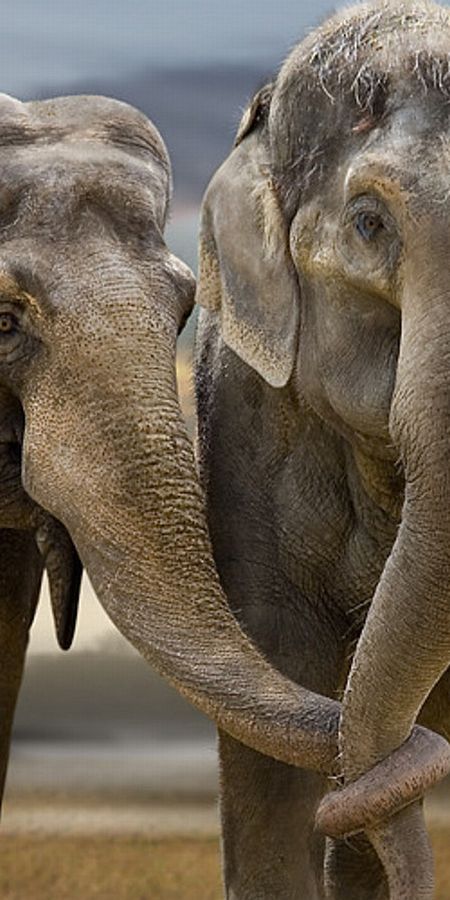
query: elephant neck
[
  {"left": 197, "top": 338, "right": 402, "bottom": 626},
  {"left": 292, "top": 381, "right": 404, "bottom": 527},
  {"left": 291, "top": 397, "right": 403, "bottom": 619},
  {"left": 349, "top": 442, "right": 404, "bottom": 523}
]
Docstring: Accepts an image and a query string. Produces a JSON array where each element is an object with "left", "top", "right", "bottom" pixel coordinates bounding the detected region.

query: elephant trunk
[
  {"left": 76, "top": 423, "right": 340, "bottom": 770},
  {"left": 318, "top": 266, "right": 450, "bottom": 895},
  {"left": 341, "top": 275, "right": 450, "bottom": 781},
  {"left": 22, "top": 285, "right": 340, "bottom": 773}
]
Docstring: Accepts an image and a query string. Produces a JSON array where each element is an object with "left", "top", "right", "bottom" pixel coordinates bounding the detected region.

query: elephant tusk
[{"left": 35, "top": 518, "right": 82, "bottom": 651}]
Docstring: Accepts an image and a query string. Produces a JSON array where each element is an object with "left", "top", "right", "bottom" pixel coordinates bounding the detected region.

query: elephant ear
[{"left": 196, "top": 85, "right": 300, "bottom": 388}]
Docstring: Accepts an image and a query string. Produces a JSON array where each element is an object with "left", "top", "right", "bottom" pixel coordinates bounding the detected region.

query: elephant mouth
[
  {"left": 0, "top": 429, "right": 35, "bottom": 526},
  {"left": 0, "top": 417, "right": 82, "bottom": 651}
]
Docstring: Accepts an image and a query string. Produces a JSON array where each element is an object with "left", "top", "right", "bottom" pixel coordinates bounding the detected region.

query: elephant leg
[
  {"left": 323, "top": 834, "right": 388, "bottom": 899},
  {"left": 320, "top": 664, "right": 450, "bottom": 899},
  {"left": 0, "top": 530, "right": 43, "bottom": 803},
  {"left": 219, "top": 730, "right": 327, "bottom": 900}
]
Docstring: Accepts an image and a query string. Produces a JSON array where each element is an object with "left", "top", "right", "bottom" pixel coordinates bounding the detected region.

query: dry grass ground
[
  {"left": 0, "top": 825, "right": 448, "bottom": 899},
  {"left": 0, "top": 836, "right": 221, "bottom": 900}
]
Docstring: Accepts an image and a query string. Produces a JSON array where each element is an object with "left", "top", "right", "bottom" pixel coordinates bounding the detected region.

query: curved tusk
[{"left": 35, "top": 517, "right": 82, "bottom": 650}]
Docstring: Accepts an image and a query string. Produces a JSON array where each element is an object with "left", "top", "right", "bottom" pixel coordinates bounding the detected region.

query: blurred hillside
[
  {"left": 11, "top": 643, "right": 218, "bottom": 797},
  {"left": 14, "top": 646, "right": 213, "bottom": 744},
  {"left": 2, "top": 1, "right": 339, "bottom": 104}
]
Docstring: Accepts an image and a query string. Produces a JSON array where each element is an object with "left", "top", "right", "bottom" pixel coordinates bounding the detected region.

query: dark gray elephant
[
  {"left": 0, "top": 93, "right": 353, "bottom": 849},
  {"left": 195, "top": 1, "right": 450, "bottom": 897}
]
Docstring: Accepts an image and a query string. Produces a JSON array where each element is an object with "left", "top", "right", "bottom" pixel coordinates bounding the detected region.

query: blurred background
[{"left": 1, "top": 2, "right": 450, "bottom": 897}]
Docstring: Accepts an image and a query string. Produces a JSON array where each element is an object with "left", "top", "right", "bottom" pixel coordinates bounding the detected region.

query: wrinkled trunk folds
[
  {"left": 23, "top": 304, "right": 340, "bottom": 774},
  {"left": 338, "top": 274, "right": 450, "bottom": 894},
  {"left": 72, "top": 357, "right": 342, "bottom": 771},
  {"left": 342, "top": 283, "right": 450, "bottom": 775}
]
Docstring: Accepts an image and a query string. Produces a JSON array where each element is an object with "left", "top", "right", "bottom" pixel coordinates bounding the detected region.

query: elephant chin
[{"left": 0, "top": 415, "right": 82, "bottom": 650}]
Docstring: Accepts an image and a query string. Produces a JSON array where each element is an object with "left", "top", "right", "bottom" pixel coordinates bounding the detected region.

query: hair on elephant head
[{"left": 196, "top": 0, "right": 450, "bottom": 896}]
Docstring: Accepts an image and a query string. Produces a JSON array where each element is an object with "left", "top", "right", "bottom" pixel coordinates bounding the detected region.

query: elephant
[
  {"left": 0, "top": 69, "right": 447, "bottom": 900},
  {"left": 194, "top": 0, "right": 450, "bottom": 896},
  {"left": 3, "top": 90, "right": 427, "bottom": 900},
  {"left": 0, "top": 92, "right": 353, "bottom": 872}
]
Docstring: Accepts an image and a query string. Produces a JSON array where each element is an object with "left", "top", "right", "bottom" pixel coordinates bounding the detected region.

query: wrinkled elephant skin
[
  {"left": 195, "top": 1, "right": 450, "bottom": 897},
  {"left": 0, "top": 93, "right": 354, "bottom": 895}
]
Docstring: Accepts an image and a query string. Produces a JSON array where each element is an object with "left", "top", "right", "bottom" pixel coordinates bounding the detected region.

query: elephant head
[
  {"left": 0, "top": 91, "right": 350, "bottom": 773},
  {"left": 196, "top": 0, "right": 450, "bottom": 891}
]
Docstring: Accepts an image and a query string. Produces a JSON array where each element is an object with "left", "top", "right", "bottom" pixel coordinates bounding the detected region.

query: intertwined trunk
[{"left": 340, "top": 261, "right": 450, "bottom": 895}]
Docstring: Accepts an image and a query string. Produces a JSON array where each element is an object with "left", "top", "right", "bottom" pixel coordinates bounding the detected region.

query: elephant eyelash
[{"left": 352, "top": 116, "right": 376, "bottom": 134}]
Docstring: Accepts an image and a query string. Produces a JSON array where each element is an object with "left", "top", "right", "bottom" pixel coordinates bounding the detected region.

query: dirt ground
[
  {"left": 0, "top": 836, "right": 221, "bottom": 900},
  {"left": 0, "top": 827, "right": 449, "bottom": 899},
  {"left": 0, "top": 804, "right": 450, "bottom": 900}
]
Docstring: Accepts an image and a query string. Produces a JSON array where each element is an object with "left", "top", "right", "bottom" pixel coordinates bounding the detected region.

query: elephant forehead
[
  {"left": 0, "top": 140, "right": 154, "bottom": 184},
  {"left": 0, "top": 95, "right": 171, "bottom": 230},
  {"left": 269, "top": 0, "right": 450, "bottom": 186},
  {"left": 0, "top": 141, "right": 169, "bottom": 233},
  {"left": 28, "top": 95, "right": 168, "bottom": 166},
  {"left": 274, "top": 0, "right": 450, "bottom": 97},
  {"left": 0, "top": 95, "right": 169, "bottom": 185}
]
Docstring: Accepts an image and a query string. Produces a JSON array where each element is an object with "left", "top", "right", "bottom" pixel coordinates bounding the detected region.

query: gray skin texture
[
  {"left": 0, "top": 92, "right": 358, "bottom": 873},
  {"left": 195, "top": 1, "right": 450, "bottom": 897}
]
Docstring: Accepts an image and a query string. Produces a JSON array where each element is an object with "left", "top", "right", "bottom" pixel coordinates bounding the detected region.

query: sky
[
  {"left": 3, "top": 0, "right": 448, "bottom": 103},
  {"left": 2, "top": 0, "right": 337, "bottom": 99}
]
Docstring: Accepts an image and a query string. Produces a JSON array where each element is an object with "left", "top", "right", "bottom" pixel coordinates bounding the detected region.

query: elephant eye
[
  {"left": 0, "top": 312, "right": 17, "bottom": 334},
  {"left": 356, "top": 211, "right": 384, "bottom": 242}
]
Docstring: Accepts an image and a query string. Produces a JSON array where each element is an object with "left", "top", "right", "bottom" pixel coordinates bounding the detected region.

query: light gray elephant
[
  {"left": 0, "top": 94, "right": 351, "bottom": 860},
  {"left": 195, "top": 1, "right": 450, "bottom": 897}
]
